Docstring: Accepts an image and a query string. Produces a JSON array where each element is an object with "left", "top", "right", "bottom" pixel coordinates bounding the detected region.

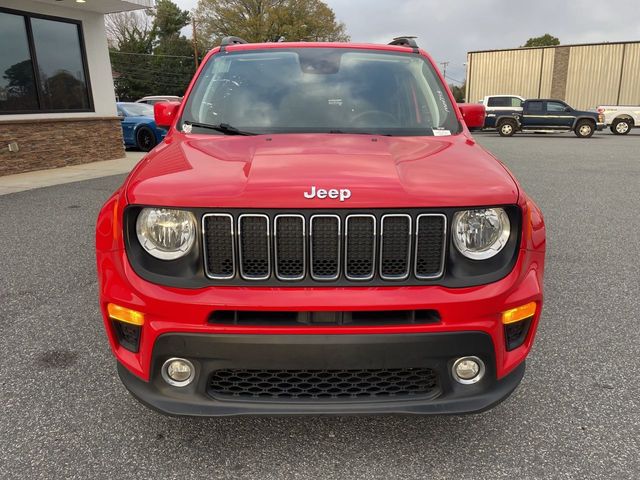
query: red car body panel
[
  {"left": 96, "top": 41, "right": 546, "bottom": 415},
  {"left": 458, "top": 103, "right": 487, "bottom": 129},
  {"left": 126, "top": 133, "right": 518, "bottom": 209}
]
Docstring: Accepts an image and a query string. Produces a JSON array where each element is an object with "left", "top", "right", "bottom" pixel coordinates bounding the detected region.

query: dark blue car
[{"left": 116, "top": 102, "right": 167, "bottom": 152}]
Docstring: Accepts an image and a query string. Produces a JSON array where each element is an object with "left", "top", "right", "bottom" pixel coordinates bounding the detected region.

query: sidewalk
[{"left": 0, "top": 151, "right": 145, "bottom": 196}]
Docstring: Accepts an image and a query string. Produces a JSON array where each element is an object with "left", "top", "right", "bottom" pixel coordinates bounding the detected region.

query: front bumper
[
  {"left": 98, "top": 245, "right": 542, "bottom": 415},
  {"left": 118, "top": 332, "right": 526, "bottom": 416},
  {"left": 97, "top": 192, "right": 544, "bottom": 416},
  {"left": 596, "top": 122, "right": 606, "bottom": 131}
]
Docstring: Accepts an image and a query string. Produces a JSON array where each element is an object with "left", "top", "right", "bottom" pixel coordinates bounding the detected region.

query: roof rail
[
  {"left": 389, "top": 37, "right": 419, "bottom": 51},
  {"left": 220, "top": 36, "right": 248, "bottom": 47}
]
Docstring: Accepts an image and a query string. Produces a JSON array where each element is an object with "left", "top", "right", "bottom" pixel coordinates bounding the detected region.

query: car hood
[
  {"left": 126, "top": 133, "right": 519, "bottom": 208},
  {"left": 576, "top": 110, "right": 599, "bottom": 118},
  {"left": 133, "top": 115, "right": 155, "bottom": 123}
]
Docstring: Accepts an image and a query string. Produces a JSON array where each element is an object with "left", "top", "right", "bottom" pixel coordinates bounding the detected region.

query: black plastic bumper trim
[{"left": 117, "top": 332, "right": 525, "bottom": 416}]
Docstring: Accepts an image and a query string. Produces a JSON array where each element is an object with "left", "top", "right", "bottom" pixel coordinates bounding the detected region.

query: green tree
[
  {"left": 449, "top": 83, "right": 466, "bottom": 103},
  {"left": 152, "top": 0, "right": 190, "bottom": 40},
  {"left": 522, "top": 34, "right": 560, "bottom": 48},
  {"left": 149, "top": 0, "right": 193, "bottom": 57},
  {"left": 108, "top": 0, "right": 195, "bottom": 100},
  {"left": 195, "top": 0, "right": 349, "bottom": 48},
  {"left": 148, "top": 0, "right": 194, "bottom": 96}
]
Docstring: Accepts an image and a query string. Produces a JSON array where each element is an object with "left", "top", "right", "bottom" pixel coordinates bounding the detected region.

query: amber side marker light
[
  {"left": 107, "top": 303, "right": 145, "bottom": 326},
  {"left": 502, "top": 302, "right": 537, "bottom": 325}
]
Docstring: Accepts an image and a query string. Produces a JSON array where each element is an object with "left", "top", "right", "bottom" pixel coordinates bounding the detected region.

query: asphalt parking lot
[{"left": 1, "top": 130, "right": 639, "bottom": 479}]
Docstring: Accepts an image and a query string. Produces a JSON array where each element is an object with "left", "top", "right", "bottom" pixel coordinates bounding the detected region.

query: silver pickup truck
[{"left": 597, "top": 105, "right": 640, "bottom": 135}]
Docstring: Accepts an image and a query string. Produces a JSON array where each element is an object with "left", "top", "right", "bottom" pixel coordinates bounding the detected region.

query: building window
[
  {"left": 0, "top": 8, "right": 92, "bottom": 114},
  {"left": 0, "top": 11, "right": 39, "bottom": 112}
]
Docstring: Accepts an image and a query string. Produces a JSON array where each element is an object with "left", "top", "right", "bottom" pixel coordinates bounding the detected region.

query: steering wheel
[{"left": 351, "top": 110, "right": 399, "bottom": 126}]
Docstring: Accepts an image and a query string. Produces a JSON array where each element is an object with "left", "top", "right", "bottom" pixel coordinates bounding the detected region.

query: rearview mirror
[{"left": 154, "top": 101, "right": 181, "bottom": 129}]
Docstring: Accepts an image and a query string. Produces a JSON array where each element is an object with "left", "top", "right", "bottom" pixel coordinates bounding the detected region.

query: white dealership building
[{"left": 0, "top": 0, "right": 153, "bottom": 176}]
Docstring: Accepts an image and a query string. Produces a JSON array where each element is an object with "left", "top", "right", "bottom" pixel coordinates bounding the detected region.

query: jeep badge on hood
[{"left": 303, "top": 186, "right": 352, "bottom": 201}]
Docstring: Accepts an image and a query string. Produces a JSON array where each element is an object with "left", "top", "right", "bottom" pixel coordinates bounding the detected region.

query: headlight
[
  {"left": 136, "top": 208, "right": 196, "bottom": 260},
  {"left": 452, "top": 208, "right": 510, "bottom": 260}
]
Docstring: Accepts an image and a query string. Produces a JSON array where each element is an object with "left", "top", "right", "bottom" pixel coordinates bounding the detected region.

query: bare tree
[{"left": 105, "top": 10, "right": 154, "bottom": 50}]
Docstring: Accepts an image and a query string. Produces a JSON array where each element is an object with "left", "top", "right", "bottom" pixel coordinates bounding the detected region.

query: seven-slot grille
[{"left": 203, "top": 212, "right": 446, "bottom": 283}]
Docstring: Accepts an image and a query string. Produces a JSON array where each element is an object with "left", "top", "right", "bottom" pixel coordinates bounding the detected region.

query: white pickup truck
[
  {"left": 597, "top": 105, "right": 640, "bottom": 135},
  {"left": 480, "top": 95, "right": 525, "bottom": 129}
]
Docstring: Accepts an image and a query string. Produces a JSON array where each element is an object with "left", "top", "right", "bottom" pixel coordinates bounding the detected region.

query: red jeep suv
[{"left": 96, "top": 37, "right": 545, "bottom": 416}]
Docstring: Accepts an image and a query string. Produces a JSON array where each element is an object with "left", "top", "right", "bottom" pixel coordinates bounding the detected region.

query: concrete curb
[{"left": 0, "top": 152, "right": 145, "bottom": 196}]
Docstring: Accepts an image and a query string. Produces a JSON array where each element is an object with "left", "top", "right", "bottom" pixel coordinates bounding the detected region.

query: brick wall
[
  {"left": 550, "top": 46, "right": 571, "bottom": 100},
  {"left": 0, "top": 117, "right": 125, "bottom": 176}
]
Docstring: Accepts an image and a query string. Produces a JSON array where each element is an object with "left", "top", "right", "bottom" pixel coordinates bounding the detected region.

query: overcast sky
[{"left": 173, "top": 0, "right": 640, "bottom": 84}]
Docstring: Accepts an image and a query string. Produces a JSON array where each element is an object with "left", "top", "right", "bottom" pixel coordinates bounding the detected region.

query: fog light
[
  {"left": 161, "top": 358, "right": 195, "bottom": 387},
  {"left": 452, "top": 356, "right": 485, "bottom": 384}
]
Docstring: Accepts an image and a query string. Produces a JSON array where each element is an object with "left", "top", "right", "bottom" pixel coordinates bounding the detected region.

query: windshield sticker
[
  {"left": 433, "top": 129, "right": 451, "bottom": 136},
  {"left": 436, "top": 90, "right": 450, "bottom": 113},
  {"left": 328, "top": 99, "right": 343, "bottom": 106},
  {"left": 182, "top": 123, "right": 193, "bottom": 134}
]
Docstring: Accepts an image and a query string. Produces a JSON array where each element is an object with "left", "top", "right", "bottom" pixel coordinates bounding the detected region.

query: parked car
[
  {"left": 481, "top": 95, "right": 525, "bottom": 129},
  {"left": 116, "top": 102, "right": 167, "bottom": 152},
  {"left": 597, "top": 105, "right": 640, "bottom": 135},
  {"left": 494, "top": 99, "right": 605, "bottom": 138},
  {"left": 458, "top": 103, "right": 486, "bottom": 130},
  {"left": 97, "top": 36, "right": 545, "bottom": 417},
  {"left": 136, "top": 95, "right": 183, "bottom": 105}
]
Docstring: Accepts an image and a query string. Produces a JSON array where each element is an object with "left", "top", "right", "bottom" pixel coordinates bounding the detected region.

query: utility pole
[
  {"left": 192, "top": 16, "right": 199, "bottom": 70},
  {"left": 440, "top": 61, "right": 449, "bottom": 80}
]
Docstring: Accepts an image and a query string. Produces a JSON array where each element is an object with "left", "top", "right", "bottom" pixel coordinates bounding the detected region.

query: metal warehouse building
[{"left": 465, "top": 41, "right": 640, "bottom": 110}]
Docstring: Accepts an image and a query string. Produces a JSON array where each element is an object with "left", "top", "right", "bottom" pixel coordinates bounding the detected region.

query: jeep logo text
[{"left": 303, "top": 186, "right": 352, "bottom": 202}]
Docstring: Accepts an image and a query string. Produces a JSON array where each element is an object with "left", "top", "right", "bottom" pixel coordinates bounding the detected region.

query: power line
[
  {"left": 112, "top": 65, "right": 194, "bottom": 79},
  {"left": 439, "top": 61, "right": 449, "bottom": 79},
  {"left": 109, "top": 50, "right": 195, "bottom": 59},
  {"left": 445, "top": 74, "right": 464, "bottom": 85},
  {"left": 113, "top": 74, "right": 190, "bottom": 88}
]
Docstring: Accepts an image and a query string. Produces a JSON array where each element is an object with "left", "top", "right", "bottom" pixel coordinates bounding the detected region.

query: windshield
[
  {"left": 181, "top": 48, "right": 461, "bottom": 136},
  {"left": 120, "top": 103, "right": 154, "bottom": 117}
]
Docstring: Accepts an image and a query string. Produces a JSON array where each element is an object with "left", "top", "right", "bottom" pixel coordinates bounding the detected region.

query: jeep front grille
[
  {"left": 345, "top": 215, "right": 376, "bottom": 280},
  {"left": 238, "top": 214, "right": 270, "bottom": 280},
  {"left": 203, "top": 211, "right": 446, "bottom": 284},
  {"left": 310, "top": 215, "right": 340, "bottom": 280}
]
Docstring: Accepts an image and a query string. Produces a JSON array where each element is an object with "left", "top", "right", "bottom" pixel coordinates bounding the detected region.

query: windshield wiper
[{"left": 183, "top": 121, "right": 257, "bottom": 136}]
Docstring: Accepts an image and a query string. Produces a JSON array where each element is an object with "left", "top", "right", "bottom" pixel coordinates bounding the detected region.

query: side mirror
[
  {"left": 564, "top": 106, "right": 572, "bottom": 112},
  {"left": 154, "top": 101, "right": 181, "bottom": 129}
]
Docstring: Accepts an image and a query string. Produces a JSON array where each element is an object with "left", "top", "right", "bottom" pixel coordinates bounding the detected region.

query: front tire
[
  {"left": 498, "top": 119, "right": 517, "bottom": 137},
  {"left": 574, "top": 120, "right": 595, "bottom": 138},
  {"left": 136, "top": 126, "right": 157, "bottom": 152},
  {"left": 610, "top": 118, "right": 632, "bottom": 135}
]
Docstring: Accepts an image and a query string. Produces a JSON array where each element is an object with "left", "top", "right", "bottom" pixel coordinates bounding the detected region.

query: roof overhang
[{"left": 30, "top": 0, "right": 153, "bottom": 14}]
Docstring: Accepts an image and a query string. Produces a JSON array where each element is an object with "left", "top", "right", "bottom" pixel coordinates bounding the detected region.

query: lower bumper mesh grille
[{"left": 208, "top": 368, "right": 439, "bottom": 401}]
